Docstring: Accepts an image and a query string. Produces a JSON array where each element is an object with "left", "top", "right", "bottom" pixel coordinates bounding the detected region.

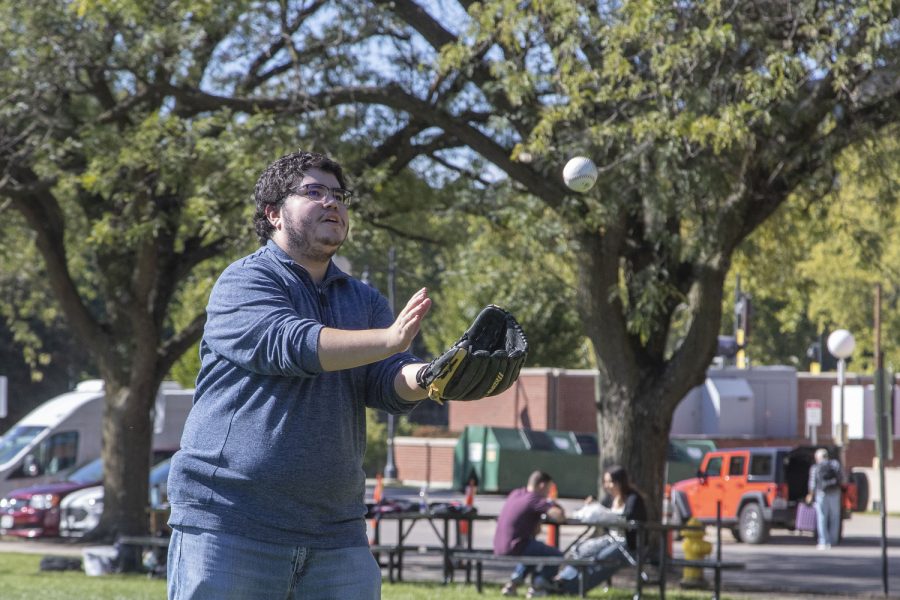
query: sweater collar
[{"left": 264, "top": 239, "right": 349, "bottom": 286}]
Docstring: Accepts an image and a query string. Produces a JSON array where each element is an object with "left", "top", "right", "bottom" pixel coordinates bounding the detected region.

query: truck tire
[
  {"left": 738, "top": 503, "right": 770, "bottom": 544},
  {"left": 851, "top": 471, "right": 869, "bottom": 511},
  {"left": 669, "top": 491, "right": 691, "bottom": 539},
  {"left": 730, "top": 527, "right": 743, "bottom": 542}
]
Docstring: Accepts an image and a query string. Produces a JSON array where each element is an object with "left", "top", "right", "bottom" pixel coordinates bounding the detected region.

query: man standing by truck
[{"left": 806, "top": 448, "right": 842, "bottom": 549}]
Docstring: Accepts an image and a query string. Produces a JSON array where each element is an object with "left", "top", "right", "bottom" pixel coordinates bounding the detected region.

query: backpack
[
  {"left": 818, "top": 461, "right": 840, "bottom": 491},
  {"left": 39, "top": 555, "right": 83, "bottom": 572}
]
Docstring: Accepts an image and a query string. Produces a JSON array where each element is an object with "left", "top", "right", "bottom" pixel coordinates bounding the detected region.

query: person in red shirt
[{"left": 493, "top": 470, "right": 566, "bottom": 597}]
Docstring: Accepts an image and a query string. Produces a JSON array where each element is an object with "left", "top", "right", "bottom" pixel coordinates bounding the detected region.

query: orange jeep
[{"left": 668, "top": 445, "right": 857, "bottom": 544}]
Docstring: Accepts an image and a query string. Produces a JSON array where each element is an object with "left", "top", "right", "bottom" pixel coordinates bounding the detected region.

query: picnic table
[{"left": 368, "top": 507, "right": 494, "bottom": 583}]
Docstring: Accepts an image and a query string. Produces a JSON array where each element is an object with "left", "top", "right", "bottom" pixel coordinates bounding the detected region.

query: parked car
[
  {"left": 0, "top": 380, "right": 193, "bottom": 500},
  {"left": 0, "top": 457, "right": 103, "bottom": 538},
  {"left": 60, "top": 458, "right": 171, "bottom": 538},
  {"left": 668, "top": 445, "right": 858, "bottom": 544},
  {"left": 0, "top": 451, "right": 176, "bottom": 539}
]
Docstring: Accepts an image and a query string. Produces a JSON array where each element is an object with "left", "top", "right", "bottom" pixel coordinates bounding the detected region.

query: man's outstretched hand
[{"left": 387, "top": 288, "right": 431, "bottom": 354}]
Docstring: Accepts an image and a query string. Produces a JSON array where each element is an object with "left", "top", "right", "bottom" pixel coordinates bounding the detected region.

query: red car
[
  {"left": 0, "top": 457, "right": 103, "bottom": 538},
  {"left": 0, "top": 449, "right": 175, "bottom": 538}
]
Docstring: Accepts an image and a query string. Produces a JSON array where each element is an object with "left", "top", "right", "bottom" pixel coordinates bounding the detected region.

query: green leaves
[
  {"left": 0, "top": 0, "right": 894, "bottom": 407},
  {"left": 731, "top": 129, "right": 900, "bottom": 371}
]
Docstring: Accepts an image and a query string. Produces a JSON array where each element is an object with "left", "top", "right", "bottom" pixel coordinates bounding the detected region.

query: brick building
[{"left": 393, "top": 367, "right": 899, "bottom": 508}]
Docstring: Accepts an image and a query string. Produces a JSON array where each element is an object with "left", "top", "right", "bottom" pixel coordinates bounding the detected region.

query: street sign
[{"left": 806, "top": 399, "right": 822, "bottom": 427}]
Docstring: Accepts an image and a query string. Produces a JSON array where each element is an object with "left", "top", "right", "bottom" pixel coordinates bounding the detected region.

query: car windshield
[
  {"left": 0, "top": 425, "right": 46, "bottom": 465},
  {"left": 67, "top": 458, "right": 103, "bottom": 484},
  {"left": 149, "top": 459, "right": 171, "bottom": 486},
  {"left": 66, "top": 455, "right": 171, "bottom": 486}
]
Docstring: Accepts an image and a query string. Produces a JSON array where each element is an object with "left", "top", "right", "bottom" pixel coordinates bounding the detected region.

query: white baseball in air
[{"left": 563, "top": 156, "right": 598, "bottom": 192}]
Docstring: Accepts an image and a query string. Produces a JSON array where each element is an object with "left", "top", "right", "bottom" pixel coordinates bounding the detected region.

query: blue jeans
[
  {"left": 814, "top": 490, "right": 841, "bottom": 546},
  {"left": 509, "top": 538, "right": 563, "bottom": 585},
  {"left": 167, "top": 526, "right": 380, "bottom": 600},
  {"left": 557, "top": 535, "right": 629, "bottom": 595}
]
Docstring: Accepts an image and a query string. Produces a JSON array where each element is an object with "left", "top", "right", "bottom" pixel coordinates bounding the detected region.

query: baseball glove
[{"left": 416, "top": 305, "right": 528, "bottom": 403}]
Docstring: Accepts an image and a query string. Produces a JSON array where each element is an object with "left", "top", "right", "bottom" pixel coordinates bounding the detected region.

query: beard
[{"left": 282, "top": 209, "right": 347, "bottom": 263}]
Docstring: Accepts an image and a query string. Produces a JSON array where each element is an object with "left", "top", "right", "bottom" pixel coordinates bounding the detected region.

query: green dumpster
[
  {"left": 666, "top": 438, "right": 716, "bottom": 483},
  {"left": 452, "top": 426, "right": 598, "bottom": 498}
]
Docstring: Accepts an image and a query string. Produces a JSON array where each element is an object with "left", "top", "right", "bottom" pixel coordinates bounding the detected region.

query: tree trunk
[
  {"left": 595, "top": 381, "right": 674, "bottom": 524},
  {"left": 577, "top": 228, "right": 727, "bottom": 521},
  {"left": 94, "top": 378, "right": 156, "bottom": 570}
]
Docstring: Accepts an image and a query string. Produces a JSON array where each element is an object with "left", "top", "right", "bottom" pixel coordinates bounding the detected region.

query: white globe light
[{"left": 827, "top": 329, "right": 856, "bottom": 359}]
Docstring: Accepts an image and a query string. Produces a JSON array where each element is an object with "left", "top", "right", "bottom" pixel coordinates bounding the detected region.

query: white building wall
[{"left": 671, "top": 366, "right": 798, "bottom": 437}]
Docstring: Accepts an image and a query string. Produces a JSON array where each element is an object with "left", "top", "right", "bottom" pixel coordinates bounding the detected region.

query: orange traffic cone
[
  {"left": 546, "top": 482, "right": 559, "bottom": 548},
  {"left": 459, "top": 480, "right": 477, "bottom": 540},
  {"left": 369, "top": 473, "right": 384, "bottom": 545},
  {"left": 374, "top": 473, "right": 384, "bottom": 503}
]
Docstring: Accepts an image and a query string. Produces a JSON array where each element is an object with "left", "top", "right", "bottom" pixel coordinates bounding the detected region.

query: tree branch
[
  {"left": 165, "top": 81, "right": 566, "bottom": 203},
  {"left": 374, "top": 0, "right": 536, "bottom": 137},
  {"left": 3, "top": 165, "right": 115, "bottom": 364},
  {"left": 157, "top": 312, "right": 206, "bottom": 382}
]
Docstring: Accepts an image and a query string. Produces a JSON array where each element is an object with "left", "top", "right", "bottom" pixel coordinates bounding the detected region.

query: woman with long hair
[{"left": 555, "top": 464, "right": 647, "bottom": 595}]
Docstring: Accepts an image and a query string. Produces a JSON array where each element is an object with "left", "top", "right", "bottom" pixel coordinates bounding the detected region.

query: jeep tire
[{"left": 738, "top": 502, "right": 770, "bottom": 544}]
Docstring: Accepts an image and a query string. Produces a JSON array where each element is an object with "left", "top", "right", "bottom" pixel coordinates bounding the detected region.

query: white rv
[{"left": 0, "top": 380, "right": 193, "bottom": 499}]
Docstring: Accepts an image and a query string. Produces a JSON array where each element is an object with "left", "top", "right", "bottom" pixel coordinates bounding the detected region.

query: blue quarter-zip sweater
[{"left": 167, "top": 240, "right": 421, "bottom": 547}]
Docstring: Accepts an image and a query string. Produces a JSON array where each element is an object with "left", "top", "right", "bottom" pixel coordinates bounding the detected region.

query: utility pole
[
  {"left": 734, "top": 276, "right": 751, "bottom": 369},
  {"left": 384, "top": 246, "right": 398, "bottom": 481},
  {"left": 874, "top": 284, "right": 889, "bottom": 596}
]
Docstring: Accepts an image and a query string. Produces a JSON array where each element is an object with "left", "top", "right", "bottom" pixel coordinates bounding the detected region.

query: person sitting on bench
[
  {"left": 493, "top": 470, "right": 566, "bottom": 598},
  {"left": 555, "top": 465, "right": 647, "bottom": 595}
]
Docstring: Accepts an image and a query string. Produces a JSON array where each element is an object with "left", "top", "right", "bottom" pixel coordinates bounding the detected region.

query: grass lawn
[
  {"left": 0, "top": 552, "right": 166, "bottom": 600},
  {"left": 0, "top": 552, "right": 729, "bottom": 599}
]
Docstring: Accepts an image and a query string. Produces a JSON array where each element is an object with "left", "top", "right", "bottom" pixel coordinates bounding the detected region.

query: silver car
[{"left": 59, "top": 459, "right": 171, "bottom": 537}]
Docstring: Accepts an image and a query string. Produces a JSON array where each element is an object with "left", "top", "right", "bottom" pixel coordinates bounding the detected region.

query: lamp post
[
  {"left": 827, "top": 329, "right": 855, "bottom": 472},
  {"left": 361, "top": 247, "right": 399, "bottom": 482}
]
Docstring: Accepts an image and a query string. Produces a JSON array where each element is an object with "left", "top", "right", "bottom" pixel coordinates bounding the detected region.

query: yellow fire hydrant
[{"left": 680, "top": 518, "right": 712, "bottom": 588}]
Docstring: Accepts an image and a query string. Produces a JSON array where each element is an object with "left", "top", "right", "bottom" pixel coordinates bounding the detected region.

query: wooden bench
[
  {"left": 369, "top": 544, "right": 401, "bottom": 582},
  {"left": 451, "top": 550, "right": 744, "bottom": 599},
  {"left": 115, "top": 535, "right": 171, "bottom": 577},
  {"left": 450, "top": 551, "right": 622, "bottom": 598},
  {"left": 369, "top": 543, "right": 448, "bottom": 583},
  {"left": 118, "top": 535, "right": 171, "bottom": 548},
  {"left": 666, "top": 557, "right": 745, "bottom": 599}
]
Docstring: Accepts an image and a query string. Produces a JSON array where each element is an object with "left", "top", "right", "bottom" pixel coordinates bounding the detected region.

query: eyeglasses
[{"left": 292, "top": 183, "right": 354, "bottom": 206}]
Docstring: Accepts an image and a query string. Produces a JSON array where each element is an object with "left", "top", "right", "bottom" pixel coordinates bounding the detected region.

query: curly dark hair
[{"left": 253, "top": 151, "right": 347, "bottom": 245}]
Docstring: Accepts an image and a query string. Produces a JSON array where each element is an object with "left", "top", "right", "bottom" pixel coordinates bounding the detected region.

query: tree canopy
[
  {"left": 1, "top": 0, "right": 898, "bottom": 547},
  {"left": 730, "top": 129, "right": 900, "bottom": 371}
]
